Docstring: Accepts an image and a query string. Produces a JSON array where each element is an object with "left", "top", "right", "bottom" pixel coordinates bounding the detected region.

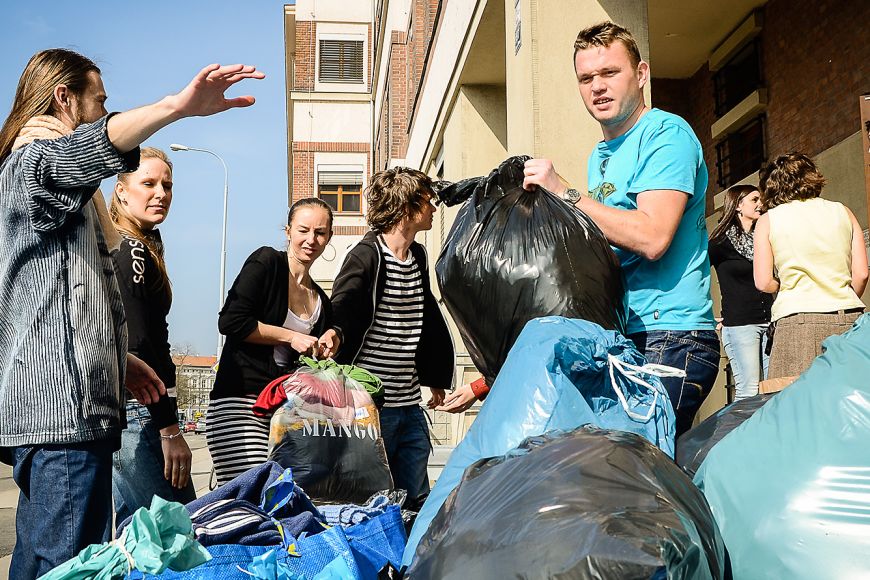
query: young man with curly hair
[{"left": 331, "top": 167, "right": 454, "bottom": 505}]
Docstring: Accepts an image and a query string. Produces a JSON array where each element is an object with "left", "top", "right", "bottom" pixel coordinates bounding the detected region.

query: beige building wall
[
  {"left": 504, "top": 0, "right": 649, "bottom": 191},
  {"left": 293, "top": 102, "right": 371, "bottom": 143},
  {"left": 295, "top": 0, "right": 371, "bottom": 23}
]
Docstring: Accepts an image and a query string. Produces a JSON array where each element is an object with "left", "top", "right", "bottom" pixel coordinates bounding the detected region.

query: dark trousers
[
  {"left": 112, "top": 402, "right": 196, "bottom": 523},
  {"left": 10, "top": 439, "right": 115, "bottom": 579},
  {"left": 379, "top": 405, "right": 431, "bottom": 504},
  {"left": 628, "top": 330, "right": 720, "bottom": 438}
]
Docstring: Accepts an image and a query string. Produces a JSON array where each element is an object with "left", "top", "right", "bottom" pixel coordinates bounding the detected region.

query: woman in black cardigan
[
  {"left": 207, "top": 198, "right": 341, "bottom": 486},
  {"left": 709, "top": 185, "right": 772, "bottom": 401}
]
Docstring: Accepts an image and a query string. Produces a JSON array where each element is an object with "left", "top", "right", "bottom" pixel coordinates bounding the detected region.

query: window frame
[
  {"left": 715, "top": 115, "right": 767, "bottom": 189},
  {"left": 713, "top": 39, "right": 764, "bottom": 118},
  {"left": 317, "top": 36, "right": 365, "bottom": 85},
  {"left": 317, "top": 182, "right": 363, "bottom": 214}
]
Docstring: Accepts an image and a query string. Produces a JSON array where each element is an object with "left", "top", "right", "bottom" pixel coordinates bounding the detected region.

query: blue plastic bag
[
  {"left": 344, "top": 504, "right": 405, "bottom": 578},
  {"left": 695, "top": 314, "right": 870, "bottom": 579},
  {"left": 128, "top": 525, "right": 359, "bottom": 580},
  {"left": 403, "top": 316, "right": 677, "bottom": 566},
  {"left": 129, "top": 504, "right": 405, "bottom": 580}
]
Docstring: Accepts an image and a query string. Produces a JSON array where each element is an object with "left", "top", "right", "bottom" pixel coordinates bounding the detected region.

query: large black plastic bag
[
  {"left": 408, "top": 426, "right": 726, "bottom": 580},
  {"left": 433, "top": 155, "right": 627, "bottom": 385},
  {"left": 676, "top": 393, "right": 775, "bottom": 478}
]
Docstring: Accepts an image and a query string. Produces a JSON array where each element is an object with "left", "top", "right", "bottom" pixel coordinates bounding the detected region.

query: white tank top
[{"left": 273, "top": 296, "right": 322, "bottom": 367}]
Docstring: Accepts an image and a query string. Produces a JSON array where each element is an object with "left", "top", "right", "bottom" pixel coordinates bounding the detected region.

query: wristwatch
[{"left": 562, "top": 188, "right": 582, "bottom": 203}]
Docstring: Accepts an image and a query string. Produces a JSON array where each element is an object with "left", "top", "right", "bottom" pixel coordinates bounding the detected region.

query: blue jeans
[
  {"left": 721, "top": 323, "right": 769, "bottom": 401},
  {"left": 112, "top": 402, "right": 196, "bottom": 523},
  {"left": 628, "top": 330, "right": 721, "bottom": 438},
  {"left": 379, "top": 405, "right": 431, "bottom": 503},
  {"left": 10, "top": 439, "right": 115, "bottom": 579}
]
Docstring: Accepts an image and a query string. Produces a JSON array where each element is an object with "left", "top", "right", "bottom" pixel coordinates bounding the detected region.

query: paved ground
[{"left": 0, "top": 434, "right": 213, "bottom": 578}]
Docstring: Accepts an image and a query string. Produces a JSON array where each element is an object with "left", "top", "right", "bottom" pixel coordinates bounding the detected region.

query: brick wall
[
  {"left": 292, "top": 150, "right": 315, "bottom": 199},
  {"left": 373, "top": 1, "right": 440, "bottom": 170},
  {"left": 294, "top": 21, "right": 315, "bottom": 91},
  {"left": 407, "top": 0, "right": 443, "bottom": 133},
  {"left": 292, "top": 142, "right": 369, "bottom": 153},
  {"left": 295, "top": 21, "right": 372, "bottom": 92},
  {"left": 652, "top": 0, "right": 870, "bottom": 210},
  {"left": 291, "top": 142, "right": 370, "bottom": 203},
  {"left": 762, "top": 0, "right": 869, "bottom": 157},
  {"left": 390, "top": 31, "right": 409, "bottom": 162}
]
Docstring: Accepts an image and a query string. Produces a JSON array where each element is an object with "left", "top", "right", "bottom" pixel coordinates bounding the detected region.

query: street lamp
[{"left": 170, "top": 143, "right": 229, "bottom": 360}]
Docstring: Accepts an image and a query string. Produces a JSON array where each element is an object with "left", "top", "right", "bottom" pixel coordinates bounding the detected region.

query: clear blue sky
[{"left": 0, "top": 1, "right": 294, "bottom": 356}]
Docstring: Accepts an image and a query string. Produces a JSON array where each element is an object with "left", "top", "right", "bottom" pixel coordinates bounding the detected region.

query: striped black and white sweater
[
  {"left": 331, "top": 231, "right": 454, "bottom": 400},
  {"left": 0, "top": 115, "right": 138, "bottom": 447}
]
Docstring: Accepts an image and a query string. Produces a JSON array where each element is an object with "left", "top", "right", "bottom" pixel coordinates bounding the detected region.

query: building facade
[
  {"left": 284, "top": 0, "right": 869, "bottom": 429},
  {"left": 173, "top": 355, "right": 217, "bottom": 421},
  {"left": 366, "top": 0, "right": 870, "bottom": 422},
  {"left": 284, "top": 1, "right": 374, "bottom": 291}
]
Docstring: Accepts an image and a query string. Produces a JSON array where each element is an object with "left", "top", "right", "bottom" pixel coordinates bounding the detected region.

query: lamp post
[{"left": 170, "top": 143, "right": 229, "bottom": 359}]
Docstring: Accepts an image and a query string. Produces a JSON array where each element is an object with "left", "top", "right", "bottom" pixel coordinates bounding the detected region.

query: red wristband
[{"left": 470, "top": 377, "right": 490, "bottom": 400}]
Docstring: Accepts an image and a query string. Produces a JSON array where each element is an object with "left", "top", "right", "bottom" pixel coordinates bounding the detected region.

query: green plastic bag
[{"left": 41, "top": 496, "right": 210, "bottom": 579}]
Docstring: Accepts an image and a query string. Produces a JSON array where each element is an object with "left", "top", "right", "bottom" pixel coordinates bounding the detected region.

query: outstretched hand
[
  {"left": 125, "top": 353, "right": 166, "bottom": 405},
  {"left": 170, "top": 64, "right": 266, "bottom": 118},
  {"left": 436, "top": 382, "right": 478, "bottom": 413}
]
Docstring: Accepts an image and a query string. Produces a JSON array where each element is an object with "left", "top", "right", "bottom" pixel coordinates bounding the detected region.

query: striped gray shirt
[
  {"left": 0, "top": 116, "right": 136, "bottom": 447},
  {"left": 356, "top": 241, "right": 425, "bottom": 407}
]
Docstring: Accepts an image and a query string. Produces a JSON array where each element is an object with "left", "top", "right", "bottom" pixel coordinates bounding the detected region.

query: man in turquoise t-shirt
[{"left": 524, "top": 21, "right": 719, "bottom": 437}]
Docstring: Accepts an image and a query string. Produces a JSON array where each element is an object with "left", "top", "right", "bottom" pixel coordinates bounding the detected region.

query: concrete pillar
[
  {"left": 443, "top": 84, "right": 508, "bottom": 182},
  {"left": 424, "top": 83, "right": 509, "bottom": 294},
  {"left": 504, "top": 0, "right": 648, "bottom": 190}
]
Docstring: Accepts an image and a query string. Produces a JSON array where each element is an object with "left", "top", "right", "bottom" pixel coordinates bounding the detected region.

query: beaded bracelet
[{"left": 159, "top": 430, "right": 184, "bottom": 440}]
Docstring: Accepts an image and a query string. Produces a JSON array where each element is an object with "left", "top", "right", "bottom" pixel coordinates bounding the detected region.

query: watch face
[{"left": 565, "top": 188, "right": 581, "bottom": 202}]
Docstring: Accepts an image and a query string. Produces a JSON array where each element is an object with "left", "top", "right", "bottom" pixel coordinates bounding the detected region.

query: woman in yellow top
[{"left": 754, "top": 152, "right": 867, "bottom": 379}]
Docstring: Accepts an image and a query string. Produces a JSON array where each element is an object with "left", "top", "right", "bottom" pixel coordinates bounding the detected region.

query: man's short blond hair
[{"left": 573, "top": 21, "right": 642, "bottom": 68}]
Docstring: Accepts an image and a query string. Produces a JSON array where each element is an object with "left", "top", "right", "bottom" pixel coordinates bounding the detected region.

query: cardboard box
[{"left": 758, "top": 376, "right": 798, "bottom": 394}]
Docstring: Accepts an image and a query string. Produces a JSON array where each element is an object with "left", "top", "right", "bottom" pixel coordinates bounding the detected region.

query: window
[
  {"left": 318, "top": 39, "right": 364, "bottom": 83},
  {"left": 713, "top": 40, "right": 763, "bottom": 118},
  {"left": 318, "top": 171, "right": 363, "bottom": 213},
  {"left": 715, "top": 116, "right": 766, "bottom": 189}
]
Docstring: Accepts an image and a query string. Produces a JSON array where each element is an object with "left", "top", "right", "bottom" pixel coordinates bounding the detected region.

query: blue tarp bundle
[
  {"left": 695, "top": 313, "right": 870, "bottom": 579},
  {"left": 404, "top": 316, "right": 677, "bottom": 566}
]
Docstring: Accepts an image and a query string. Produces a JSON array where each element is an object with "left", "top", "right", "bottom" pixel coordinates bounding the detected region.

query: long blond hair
[
  {"left": 0, "top": 49, "right": 100, "bottom": 163},
  {"left": 110, "top": 147, "right": 173, "bottom": 294}
]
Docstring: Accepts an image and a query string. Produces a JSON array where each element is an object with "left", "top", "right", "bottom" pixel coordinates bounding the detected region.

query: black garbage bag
[
  {"left": 676, "top": 393, "right": 775, "bottom": 478},
  {"left": 408, "top": 426, "right": 726, "bottom": 580},
  {"left": 433, "top": 156, "right": 627, "bottom": 386}
]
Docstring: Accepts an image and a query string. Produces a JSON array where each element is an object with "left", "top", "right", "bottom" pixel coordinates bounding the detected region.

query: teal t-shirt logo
[{"left": 589, "top": 182, "right": 616, "bottom": 202}]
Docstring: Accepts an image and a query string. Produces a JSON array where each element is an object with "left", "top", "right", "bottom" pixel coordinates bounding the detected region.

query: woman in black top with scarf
[
  {"left": 709, "top": 185, "right": 773, "bottom": 401},
  {"left": 110, "top": 147, "right": 196, "bottom": 521},
  {"left": 207, "top": 198, "right": 341, "bottom": 486}
]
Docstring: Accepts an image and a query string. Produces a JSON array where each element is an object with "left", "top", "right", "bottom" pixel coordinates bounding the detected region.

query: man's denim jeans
[
  {"left": 721, "top": 323, "right": 769, "bottom": 401},
  {"left": 379, "top": 405, "right": 431, "bottom": 504},
  {"left": 112, "top": 402, "right": 196, "bottom": 523},
  {"left": 628, "top": 330, "right": 720, "bottom": 438},
  {"left": 10, "top": 439, "right": 115, "bottom": 579}
]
